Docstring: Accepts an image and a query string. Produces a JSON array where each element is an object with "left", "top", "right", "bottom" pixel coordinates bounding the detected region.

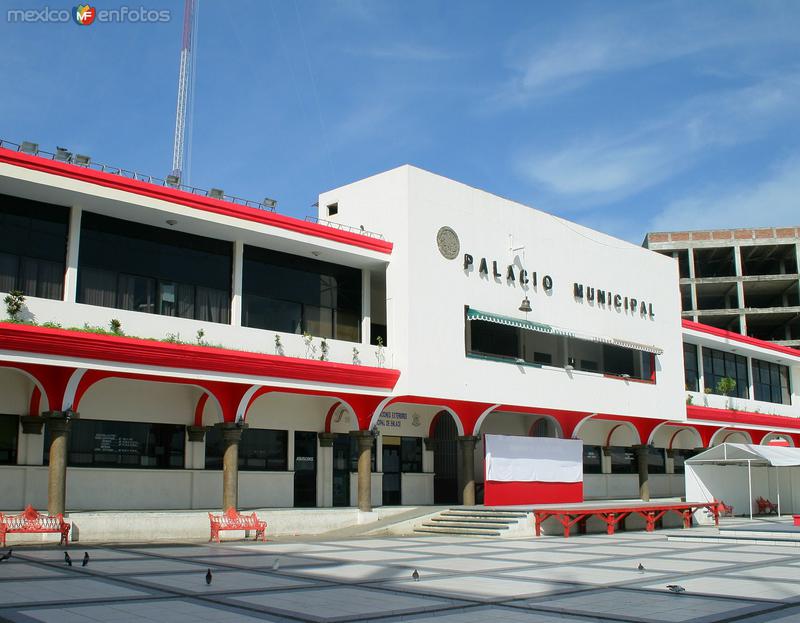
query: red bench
[
  {"left": 756, "top": 497, "right": 778, "bottom": 515},
  {"left": 533, "top": 502, "right": 720, "bottom": 538},
  {"left": 209, "top": 507, "right": 267, "bottom": 543},
  {"left": 0, "top": 504, "right": 70, "bottom": 547},
  {"left": 717, "top": 500, "right": 734, "bottom": 517}
]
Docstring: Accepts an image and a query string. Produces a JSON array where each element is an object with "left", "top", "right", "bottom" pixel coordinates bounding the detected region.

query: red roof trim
[
  {"left": 682, "top": 319, "right": 800, "bottom": 359},
  {"left": 687, "top": 404, "right": 800, "bottom": 431},
  {"left": 0, "top": 323, "right": 399, "bottom": 390},
  {"left": 0, "top": 147, "right": 393, "bottom": 255}
]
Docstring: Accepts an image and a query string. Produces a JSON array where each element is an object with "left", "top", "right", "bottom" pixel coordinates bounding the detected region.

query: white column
[
  {"left": 231, "top": 240, "right": 244, "bottom": 326},
  {"left": 746, "top": 356, "right": 754, "bottom": 400},
  {"left": 361, "top": 268, "right": 371, "bottom": 345},
  {"left": 63, "top": 206, "right": 82, "bottom": 303},
  {"left": 733, "top": 245, "right": 746, "bottom": 334},
  {"left": 697, "top": 345, "right": 706, "bottom": 393}
]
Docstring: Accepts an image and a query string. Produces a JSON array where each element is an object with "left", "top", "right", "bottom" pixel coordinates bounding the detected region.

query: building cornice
[
  {"left": 0, "top": 323, "right": 400, "bottom": 390},
  {"left": 0, "top": 147, "right": 393, "bottom": 255},
  {"left": 682, "top": 320, "right": 800, "bottom": 361},
  {"left": 687, "top": 404, "right": 800, "bottom": 432}
]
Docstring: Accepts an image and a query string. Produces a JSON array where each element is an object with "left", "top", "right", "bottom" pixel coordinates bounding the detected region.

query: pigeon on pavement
[
  {"left": 82, "top": 552, "right": 89, "bottom": 567},
  {"left": 272, "top": 558, "right": 280, "bottom": 571},
  {"left": 667, "top": 585, "right": 686, "bottom": 594},
  {"left": 206, "top": 569, "right": 213, "bottom": 585},
  {"left": 637, "top": 563, "right": 645, "bottom": 573},
  {"left": 64, "top": 552, "right": 72, "bottom": 567},
  {"left": 0, "top": 549, "right": 11, "bottom": 562},
  {"left": 412, "top": 569, "right": 419, "bottom": 582}
]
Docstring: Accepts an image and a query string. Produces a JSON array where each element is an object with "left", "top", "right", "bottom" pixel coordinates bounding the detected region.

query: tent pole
[{"left": 748, "top": 460, "right": 753, "bottom": 521}]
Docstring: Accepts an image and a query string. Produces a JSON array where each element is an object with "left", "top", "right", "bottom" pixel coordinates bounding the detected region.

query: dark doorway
[
  {"left": 433, "top": 412, "right": 458, "bottom": 504},
  {"left": 294, "top": 431, "right": 317, "bottom": 507},
  {"left": 332, "top": 434, "right": 350, "bottom": 507},
  {"left": 382, "top": 437, "right": 401, "bottom": 505}
]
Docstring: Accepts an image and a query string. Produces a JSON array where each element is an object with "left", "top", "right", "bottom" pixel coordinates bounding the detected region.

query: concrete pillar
[
  {"left": 459, "top": 436, "right": 479, "bottom": 506},
  {"left": 351, "top": 431, "right": 373, "bottom": 512},
  {"left": 63, "top": 206, "right": 82, "bottom": 303},
  {"left": 44, "top": 411, "right": 78, "bottom": 515},
  {"left": 218, "top": 423, "right": 246, "bottom": 510},
  {"left": 733, "top": 245, "right": 746, "bottom": 334},
  {"left": 187, "top": 426, "right": 206, "bottom": 470},
  {"left": 687, "top": 247, "right": 698, "bottom": 321},
  {"left": 318, "top": 432, "right": 335, "bottom": 507},
  {"left": 634, "top": 445, "right": 650, "bottom": 502},
  {"left": 361, "top": 268, "right": 371, "bottom": 346},
  {"left": 19, "top": 416, "right": 44, "bottom": 466},
  {"left": 231, "top": 240, "right": 244, "bottom": 327}
]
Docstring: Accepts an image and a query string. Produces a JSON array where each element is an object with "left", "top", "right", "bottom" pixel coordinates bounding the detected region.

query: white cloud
[
  {"left": 495, "top": 3, "right": 800, "bottom": 104},
  {"left": 649, "top": 156, "right": 800, "bottom": 232},
  {"left": 514, "top": 73, "right": 800, "bottom": 204}
]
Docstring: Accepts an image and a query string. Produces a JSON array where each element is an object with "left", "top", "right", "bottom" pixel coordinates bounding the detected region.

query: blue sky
[{"left": 2, "top": 0, "right": 799, "bottom": 243}]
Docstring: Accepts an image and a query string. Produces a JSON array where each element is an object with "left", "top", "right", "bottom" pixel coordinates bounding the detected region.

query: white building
[{"left": 1, "top": 142, "right": 799, "bottom": 514}]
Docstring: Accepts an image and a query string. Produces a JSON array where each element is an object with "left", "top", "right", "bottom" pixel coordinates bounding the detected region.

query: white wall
[{"left": 320, "top": 166, "right": 685, "bottom": 423}]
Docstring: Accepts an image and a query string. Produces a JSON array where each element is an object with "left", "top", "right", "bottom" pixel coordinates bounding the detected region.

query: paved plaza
[{"left": 0, "top": 530, "right": 797, "bottom": 623}]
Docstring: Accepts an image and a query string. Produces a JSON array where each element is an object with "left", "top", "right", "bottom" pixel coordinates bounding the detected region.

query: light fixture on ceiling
[
  {"left": 519, "top": 296, "right": 532, "bottom": 313},
  {"left": 166, "top": 219, "right": 178, "bottom": 226},
  {"left": 311, "top": 250, "right": 321, "bottom": 257}
]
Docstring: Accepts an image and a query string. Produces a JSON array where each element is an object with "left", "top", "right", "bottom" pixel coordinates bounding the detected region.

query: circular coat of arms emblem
[{"left": 436, "top": 226, "right": 460, "bottom": 260}]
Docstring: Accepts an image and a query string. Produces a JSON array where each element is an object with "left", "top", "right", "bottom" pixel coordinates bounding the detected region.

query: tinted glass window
[
  {"left": 401, "top": 437, "right": 423, "bottom": 472},
  {"left": 0, "top": 414, "right": 19, "bottom": 465},
  {"left": 242, "top": 246, "right": 361, "bottom": 341},
  {"left": 583, "top": 444, "right": 602, "bottom": 474},
  {"left": 44, "top": 419, "right": 185, "bottom": 469},
  {"left": 347, "top": 434, "right": 377, "bottom": 472},
  {"left": 609, "top": 446, "right": 637, "bottom": 474},
  {"left": 78, "top": 212, "right": 231, "bottom": 323},
  {"left": 648, "top": 447, "right": 666, "bottom": 474},
  {"left": 0, "top": 194, "right": 68, "bottom": 300},
  {"left": 683, "top": 343, "right": 699, "bottom": 391},
  {"left": 702, "top": 347, "right": 749, "bottom": 398},
  {"left": 753, "top": 359, "right": 791, "bottom": 405},
  {"left": 672, "top": 449, "right": 698, "bottom": 474},
  {"left": 205, "top": 427, "right": 288, "bottom": 471}
]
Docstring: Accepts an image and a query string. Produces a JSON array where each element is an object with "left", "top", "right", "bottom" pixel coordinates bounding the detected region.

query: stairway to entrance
[{"left": 413, "top": 507, "right": 532, "bottom": 537}]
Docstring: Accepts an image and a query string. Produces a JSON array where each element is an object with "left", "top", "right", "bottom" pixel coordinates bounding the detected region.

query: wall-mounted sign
[
  {"left": 462, "top": 253, "right": 554, "bottom": 292},
  {"left": 378, "top": 411, "right": 408, "bottom": 428},
  {"left": 573, "top": 283, "right": 655, "bottom": 319}
]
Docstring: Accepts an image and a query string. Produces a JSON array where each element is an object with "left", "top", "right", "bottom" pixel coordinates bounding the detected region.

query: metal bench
[
  {"left": 208, "top": 507, "right": 267, "bottom": 543},
  {"left": 717, "top": 500, "right": 734, "bottom": 517},
  {"left": 533, "top": 502, "right": 720, "bottom": 538},
  {"left": 755, "top": 497, "right": 778, "bottom": 515},
  {"left": 0, "top": 504, "right": 70, "bottom": 547}
]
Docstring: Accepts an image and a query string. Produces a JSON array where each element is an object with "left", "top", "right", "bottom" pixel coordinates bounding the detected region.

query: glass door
[
  {"left": 293, "top": 431, "right": 317, "bottom": 507},
  {"left": 332, "top": 434, "right": 350, "bottom": 507},
  {"left": 382, "top": 436, "right": 401, "bottom": 505}
]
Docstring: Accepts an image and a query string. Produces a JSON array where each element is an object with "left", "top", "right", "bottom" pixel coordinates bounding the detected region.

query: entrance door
[
  {"left": 433, "top": 413, "right": 459, "bottom": 504},
  {"left": 332, "top": 434, "right": 350, "bottom": 507},
  {"left": 294, "top": 431, "right": 317, "bottom": 507},
  {"left": 382, "top": 436, "right": 401, "bottom": 505}
]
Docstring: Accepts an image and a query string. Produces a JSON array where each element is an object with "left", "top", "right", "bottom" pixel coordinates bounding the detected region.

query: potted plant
[{"left": 4, "top": 290, "right": 25, "bottom": 321}]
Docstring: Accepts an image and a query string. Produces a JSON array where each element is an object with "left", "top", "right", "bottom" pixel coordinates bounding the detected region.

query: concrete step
[
  {"left": 442, "top": 511, "right": 528, "bottom": 519},
  {"left": 423, "top": 520, "right": 511, "bottom": 530},
  {"left": 431, "top": 517, "right": 516, "bottom": 526},
  {"left": 414, "top": 526, "right": 504, "bottom": 537}
]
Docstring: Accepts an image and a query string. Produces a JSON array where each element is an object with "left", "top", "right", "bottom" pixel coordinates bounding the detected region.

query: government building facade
[{"left": 1, "top": 142, "right": 799, "bottom": 515}]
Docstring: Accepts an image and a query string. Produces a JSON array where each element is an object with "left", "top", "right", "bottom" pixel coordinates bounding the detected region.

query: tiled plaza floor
[{"left": 0, "top": 530, "right": 797, "bottom": 622}]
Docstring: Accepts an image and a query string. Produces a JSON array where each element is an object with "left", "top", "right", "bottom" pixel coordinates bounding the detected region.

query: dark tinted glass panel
[
  {"left": 648, "top": 447, "right": 666, "bottom": 474},
  {"left": 702, "top": 347, "right": 749, "bottom": 398},
  {"left": 78, "top": 212, "right": 231, "bottom": 323},
  {"left": 401, "top": 437, "right": 423, "bottom": 472},
  {"left": 44, "top": 419, "right": 185, "bottom": 468},
  {"left": 602, "top": 345, "right": 636, "bottom": 376},
  {"left": 683, "top": 343, "right": 699, "bottom": 391},
  {"left": 469, "top": 320, "right": 519, "bottom": 359},
  {"left": 753, "top": 359, "right": 791, "bottom": 405},
  {"left": 609, "top": 446, "right": 637, "bottom": 474},
  {"left": 205, "top": 427, "right": 287, "bottom": 471},
  {"left": 242, "top": 246, "right": 361, "bottom": 341},
  {"left": 583, "top": 444, "right": 602, "bottom": 474},
  {"left": 672, "top": 449, "right": 698, "bottom": 474},
  {"left": 0, "top": 194, "right": 68, "bottom": 300},
  {"left": 0, "top": 414, "right": 19, "bottom": 465}
]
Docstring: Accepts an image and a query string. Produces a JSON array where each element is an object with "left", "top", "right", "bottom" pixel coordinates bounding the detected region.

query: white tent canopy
[
  {"left": 686, "top": 443, "right": 800, "bottom": 523},
  {"left": 688, "top": 443, "right": 800, "bottom": 467}
]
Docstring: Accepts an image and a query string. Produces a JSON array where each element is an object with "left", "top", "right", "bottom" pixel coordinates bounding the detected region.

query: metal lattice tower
[{"left": 172, "top": 0, "right": 196, "bottom": 179}]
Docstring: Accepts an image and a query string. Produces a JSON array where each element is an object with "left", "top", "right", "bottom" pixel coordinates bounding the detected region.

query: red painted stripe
[
  {"left": 0, "top": 147, "right": 393, "bottom": 255},
  {"left": 0, "top": 323, "right": 400, "bottom": 390},
  {"left": 682, "top": 320, "right": 800, "bottom": 359},
  {"left": 687, "top": 404, "right": 800, "bottom": 431},
  {"left": 484, "top": 481, "right": 583, "bottom": 506}
]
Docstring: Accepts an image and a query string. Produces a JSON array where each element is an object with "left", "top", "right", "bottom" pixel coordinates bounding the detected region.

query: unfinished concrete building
[{"left": 644, "top": 227, "right": 800, "bottom": 349}]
